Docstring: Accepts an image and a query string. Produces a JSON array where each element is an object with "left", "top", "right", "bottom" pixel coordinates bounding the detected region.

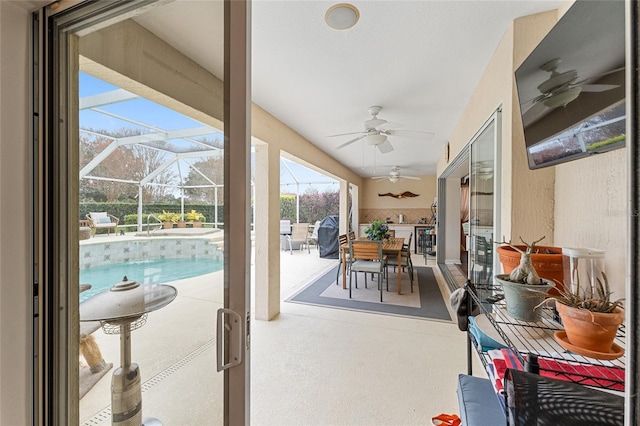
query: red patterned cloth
[{"left": 535, "top": 356, "right": 625, "bottom": 391}]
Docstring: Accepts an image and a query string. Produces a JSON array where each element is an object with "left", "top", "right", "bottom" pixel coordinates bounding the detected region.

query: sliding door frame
[{"left": 33, "top": 1, "right": 251, "bottom": 423}]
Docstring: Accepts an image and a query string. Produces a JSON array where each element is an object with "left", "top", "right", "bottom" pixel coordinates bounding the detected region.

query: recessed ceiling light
[{"left": 325, "top": 3, "right": 360, "bottom": 30}]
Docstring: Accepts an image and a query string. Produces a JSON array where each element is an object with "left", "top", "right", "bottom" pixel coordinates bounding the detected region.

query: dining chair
[
  {"left": 474, "top": 235, "right": 493, "bottom": 281},
  {"left": 386, "top": 232, "right": 415, "bottom": 292},
  {"left": 348, "top": 239, "right": 387, "bottom": 302},
  {"left": 336, "top": 233, "right": 349, "bottom": 285},
  {"left": 387, "top": 229, "right": 396, "bottom": 238}
]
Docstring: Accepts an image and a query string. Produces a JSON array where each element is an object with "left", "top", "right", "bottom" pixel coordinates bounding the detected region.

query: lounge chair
[
  {"left": 287, "top": 223, "right": 310, "bottom": 254},
  {"left": 86, "top": 212, "right": 120, "bottom": 237},
  {"left": 308, "top": 220, "right": 321, "bottom": 251}
]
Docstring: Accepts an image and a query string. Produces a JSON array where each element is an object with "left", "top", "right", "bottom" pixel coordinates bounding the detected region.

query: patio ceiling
[{"left": 133, "top": 0, "right": 563, "bottom": 178}]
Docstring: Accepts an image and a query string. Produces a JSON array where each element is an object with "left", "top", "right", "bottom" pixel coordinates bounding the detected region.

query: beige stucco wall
[
  {"left": 437, "top": 2, "right": 627, "bottom": 297},
  {"left": 553, "top": 149, "right": 627, "bottom": 297},
  {"left": 438, "top": 9, "right": 558, "bottom": 246},
  {"left": 359, "top": 175, "right": 436, "bottom": 224}
]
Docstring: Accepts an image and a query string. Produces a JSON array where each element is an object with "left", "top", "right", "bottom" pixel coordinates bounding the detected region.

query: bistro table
[{"left": 340, "top": 237, "right": 405, "bottom": 295}]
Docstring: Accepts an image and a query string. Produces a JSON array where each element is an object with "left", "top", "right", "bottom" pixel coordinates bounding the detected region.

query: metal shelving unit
[{"left": 466, "top": 282, "right": 625, "bottom": 391}]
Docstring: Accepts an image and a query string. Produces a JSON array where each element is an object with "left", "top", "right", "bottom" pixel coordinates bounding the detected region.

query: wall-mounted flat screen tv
[{"left": 515, "top": 0, "right": 625, "bottom": 170}]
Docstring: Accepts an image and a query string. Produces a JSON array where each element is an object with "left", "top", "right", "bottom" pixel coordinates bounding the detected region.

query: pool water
[{"left": 79, "top": 257, "right": 223, "bottom": 302}]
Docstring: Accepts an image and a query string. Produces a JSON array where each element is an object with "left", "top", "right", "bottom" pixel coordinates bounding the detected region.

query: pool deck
[{"left": 78, "top": 236, "right": 469, "bottom": 426}]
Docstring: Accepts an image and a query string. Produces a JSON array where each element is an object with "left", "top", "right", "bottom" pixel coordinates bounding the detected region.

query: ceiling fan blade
[
  {"left": 371, "top": 176, "right": 388, "bottom": 180},
  {"left": 327, "top": 131, "right": 364, "bottom": 138},
  {"left": 385, "top": 129, "right": 435, "bottom": 140},
  {"left": 580, "top": 83, "right": 619, "bottom": 93},
  {"left": 401, "top": 176, "right": 421, "bottom": 180},
  {"left": 335, "top": 135, "right": 366, "bottom": 150},
  {"left": 376, "top": 121, "right": 403, "bottom": 131},
  {"left": 377, "top": 140, "right": 394, "bottom": 154}
]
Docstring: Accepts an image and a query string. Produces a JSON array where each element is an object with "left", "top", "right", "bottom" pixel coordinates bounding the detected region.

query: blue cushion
[
  {"left": 457, "top": 374, "right": 506, "bottom": 426},
  {"left": 98, "top": 216, "right": 112, "bottom": 224}
]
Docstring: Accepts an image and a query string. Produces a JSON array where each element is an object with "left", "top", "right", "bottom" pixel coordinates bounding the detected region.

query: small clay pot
[{"left": 556, "top": 302, "right": 624, "bottom": 353}]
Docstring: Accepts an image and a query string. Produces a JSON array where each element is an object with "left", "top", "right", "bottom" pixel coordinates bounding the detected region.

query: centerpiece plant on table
[
  {"left": 494, "top": 236, "right": 555, "bottom": 322},
  {"left": 364, "top": 219, "right": 390, "bottom": 241}
]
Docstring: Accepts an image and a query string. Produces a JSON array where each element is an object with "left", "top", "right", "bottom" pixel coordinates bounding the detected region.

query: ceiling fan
[
  {"left": 328, "top": 106, "right": 435, "bottom": 154},
  {"left": 522, "top": 58, "right": 621, "bottom": 123},
  {"left": 371, "top": 166, "right": 420, "bottom": 183}
]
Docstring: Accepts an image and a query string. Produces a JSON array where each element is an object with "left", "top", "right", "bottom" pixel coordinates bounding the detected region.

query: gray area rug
[{"left": 286, "top": 265, "right": 452, "bottom": 321}]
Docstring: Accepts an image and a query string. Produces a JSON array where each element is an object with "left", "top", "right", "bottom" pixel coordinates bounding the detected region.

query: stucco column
[{"left": 254, "top": 143, "right": 281, "bottom": 320}]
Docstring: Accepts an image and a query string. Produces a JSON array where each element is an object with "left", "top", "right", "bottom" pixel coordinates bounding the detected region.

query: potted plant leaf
[
  {"left": 364, "top": 220, "right": 389, "bottom": 241},
  {"left": 538, "top": 271, "right": 624, "bottom": 359},
  {"left": 494, "top": 236, "right": 555, "bottom": 322},
  {"left": 157, "top": 210, "right": 179, "bottom": 229},
  {"left": 185, "top": 209, "right": 206, "bottom": 228}
]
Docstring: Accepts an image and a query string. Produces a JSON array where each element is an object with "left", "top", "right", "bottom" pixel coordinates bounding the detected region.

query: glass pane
[
  {"left": 469, "top": 121, "right": 495, "bottom": 286},
  {"left": 75, "top": 2, "right": 225, "bottom": 424}
]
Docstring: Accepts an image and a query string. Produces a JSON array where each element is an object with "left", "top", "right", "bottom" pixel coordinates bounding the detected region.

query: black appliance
[
  {"left": 317, "top": 215, "right": 340, "bottom": 259},
  {"left": 415, "top": 225, "right": 434, "bottom": 254}
]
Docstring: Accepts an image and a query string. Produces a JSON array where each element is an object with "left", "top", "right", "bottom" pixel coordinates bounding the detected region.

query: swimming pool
[{"left": 79, "top": 257, "right": 223, "bottom": 302}]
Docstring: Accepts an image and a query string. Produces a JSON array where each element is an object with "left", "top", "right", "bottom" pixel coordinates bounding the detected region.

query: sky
[{"left": 79, "top": 72, "right": 338, "bottom": 193}]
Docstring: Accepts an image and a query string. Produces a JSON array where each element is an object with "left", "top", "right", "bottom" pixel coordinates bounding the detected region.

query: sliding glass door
[{"left": 34, "top": 1, "right": 250, "bottom": 424}]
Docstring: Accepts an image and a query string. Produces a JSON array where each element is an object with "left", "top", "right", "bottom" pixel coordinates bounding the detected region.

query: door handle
[{"left": 216, "top": 308, "right": 243, "bottom": 372}]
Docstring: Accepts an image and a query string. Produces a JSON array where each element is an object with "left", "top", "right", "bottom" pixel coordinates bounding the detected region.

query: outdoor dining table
[{"left": 340, "top": 237, "right": 405, "bottom": 295}]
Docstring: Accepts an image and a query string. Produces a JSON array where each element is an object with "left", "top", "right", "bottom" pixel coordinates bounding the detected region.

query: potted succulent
[
  {"left": 157, "top": 210, "right": 180, "bottom": 229},
  {"left": 494, "top": 236, "right": 555, "bottom": 322},
  {"left": 539, "top": 271, "right": 624, "bottom": 358},
  {"left": 364, "top": 219, "right": 389, "bottom": 241},
  {"left": 185, "top": 209, "right": 206, "bottom": 228},
  {"left": 496, "top": 235, "right": 564, "bottom": 291}
]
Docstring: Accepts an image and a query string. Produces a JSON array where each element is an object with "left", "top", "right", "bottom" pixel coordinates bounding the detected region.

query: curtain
[{"left": 460, "top": 181, "right": 470, "bottom": 223}]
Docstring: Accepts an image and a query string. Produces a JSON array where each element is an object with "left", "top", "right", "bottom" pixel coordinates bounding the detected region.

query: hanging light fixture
[
  {"left": 325, "top": 3, "right": 360, "bottom": 30},
  {"left": 364, "top": 133, "right": 387, "bottom": 146},
  {"left": 542, "top": 86, "right": 582, "bottom": 109}
]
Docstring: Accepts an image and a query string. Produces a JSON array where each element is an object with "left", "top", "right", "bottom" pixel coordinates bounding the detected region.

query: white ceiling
[{"left": 136, "top": 0, "right": 563, "bottom": 178}]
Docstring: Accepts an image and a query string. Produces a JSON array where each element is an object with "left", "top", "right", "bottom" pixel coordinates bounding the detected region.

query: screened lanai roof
[
  {"left": 79, "top": 72, "right": 225, "bottom": 191},
  {"left": 80, "top": 71, "right": 339, "bottom": 205},
  {"left": 280, "top": 157, "right": 338, "bottom": 194}
]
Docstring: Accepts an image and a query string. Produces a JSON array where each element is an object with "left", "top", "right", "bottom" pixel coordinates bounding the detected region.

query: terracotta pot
[
  {"left": 556, "top": 302, "right": 624, "bottom": 353},
  {"left": 496, "top": 245, "right": 564, "bottom": 293},
  {"left": 163, "top": 221, "right": 174, "bottom": 229},
  {"left": 177, "top": 221, "right": 187, "bottom": 228},
  {"left": 192, "top": 221, "right": 203, "bottom": 228},
  {"left": 495, "top": 274, "right": 554, "bottom": 322}
]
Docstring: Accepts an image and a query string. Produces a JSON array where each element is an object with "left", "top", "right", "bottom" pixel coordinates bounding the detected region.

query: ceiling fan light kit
[
  {"left": 542, "top": 86, "right": 582, "bottom": 109},
  {"left": 364, "top": 133, "right": 387, "bottom": 145},
  {"left": 325, "top": 3, "right": 359, "bottom": 30},
  {"left": 329, "top": 105, "right": 434, "bottom": 155},
  {"left": 371, "top": 166, "right": 421, "bottom": 183}
]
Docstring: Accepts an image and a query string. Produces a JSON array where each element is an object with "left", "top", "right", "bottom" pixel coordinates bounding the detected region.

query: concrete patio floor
[{"left": 79, "top": 233, "right": 479, "bottom": 425}]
